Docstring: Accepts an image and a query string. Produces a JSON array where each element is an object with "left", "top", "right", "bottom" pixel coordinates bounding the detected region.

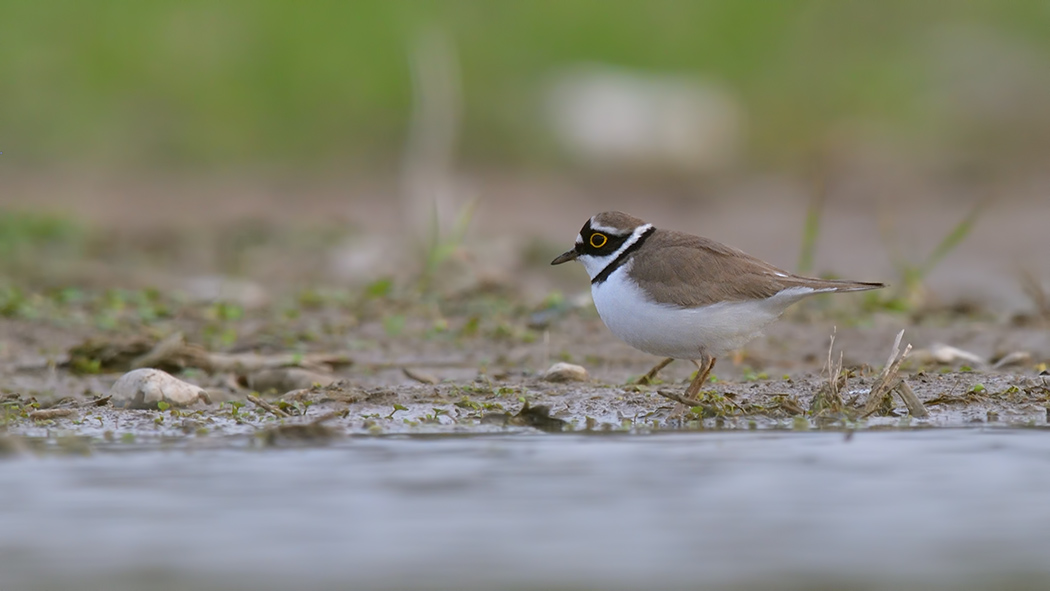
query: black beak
[{"left": 551, "top": 249, "right": 578, "bottom": 265}]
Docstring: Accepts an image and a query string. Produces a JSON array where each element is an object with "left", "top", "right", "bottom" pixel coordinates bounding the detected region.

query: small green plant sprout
[
  {"left": 454, "top": 397, "right": 481, "bottom": 411},
  {"left": 386, "top": 403, "right": 408, "bottom": 419},
  {"left": 423, "top": 408, "right": 452, "bottom": 424},
  {"left": 0, "top": 286, "right": 33, "bottom": 318},
  {"left": 212, "top": 301, "right": 244, "bottom": 322},
  {"left": 742, "top": 367, "right": 768, "bottom": 382},
  {"left": 382, "top": 314, "right": 406, "bottom": 336},
  {"left": 71, "top": 357, "right": 102, "bottom": 375},
  {"left": 429, "top": 317, "right": 449, "bottom": 334},
  {"left": 276, "top": 399, "right": 310, "bottom": 416},
  {"left": 363, "top": 277, "right": 394, "bottom": 299},
  {"left": 970, "top": 384, "right": 986, "bottom": 394},
  {"left": 459, "top": 316, "right": 481, "bottom": 337},
  {"left": 419, "top": 196, "right": 478, "bottom": 289},
  {"left": 0, "top": 210, "right": 84, "bottom": 262}
]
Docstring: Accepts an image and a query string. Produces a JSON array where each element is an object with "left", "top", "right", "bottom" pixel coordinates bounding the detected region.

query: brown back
[{"left": 626, "top": 229, "right": 884, "bottom": 307}]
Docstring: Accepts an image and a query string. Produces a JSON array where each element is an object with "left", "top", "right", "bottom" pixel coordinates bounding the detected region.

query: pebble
[
  {"left": 992, "top": 351, "right": 1031, "bottom": 369},
  {"left": 110, "top": 368, "right": 211, "bottom": 410},
  {"left": 543, "top": 362, "right": 589, "bottom": 383},
  {"left": 912, "top": 343, "right": 985, "bottom": 366}
]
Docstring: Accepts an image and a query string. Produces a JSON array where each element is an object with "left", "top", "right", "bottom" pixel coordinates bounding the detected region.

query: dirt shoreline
[
  {"left": 3, "top": 173, "right": 1049, "bottom": 448},
  {"left": 4, "top": 311, "right": 1049, "bottom": 448}
]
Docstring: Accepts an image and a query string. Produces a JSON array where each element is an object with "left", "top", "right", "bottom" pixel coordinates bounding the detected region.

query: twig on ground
[
  {"left": 247, "top": 394, "right": 290, "bottom": 418},
  {"left": 28, "top": 408, "right": 76, "bottom": 420},
  {"left": 362, "top": 359, "right": 471, "bottom": 370},
  {"left": 891, "top": 378, "right": 929, "bottom": 419},
  {"left": 309, "top": 409, "right": 348, "bottom": 425},
  {"left": 721, "top": 393, "right": 747, "bottom": 413},
  {"left": 656, "top": 390, "right": 699, "bottom": 407},
  {"left": 80, "top": 395, "right": 111, "bottom": 408},
  {"left": 131, "top": 332, "right": 194, "bottom": 370},
  {"left": 402, "top": 367, "right": 439, "bottom": 385}
]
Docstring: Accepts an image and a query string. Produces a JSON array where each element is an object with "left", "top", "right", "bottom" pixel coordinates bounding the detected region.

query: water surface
[{"left": 3, "top": 429, "right": 1050, "bottom": 590}]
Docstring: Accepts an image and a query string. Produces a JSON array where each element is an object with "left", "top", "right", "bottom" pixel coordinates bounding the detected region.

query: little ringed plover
[{"left": 551, "top": 211, "right": 885, "bottom": 401}]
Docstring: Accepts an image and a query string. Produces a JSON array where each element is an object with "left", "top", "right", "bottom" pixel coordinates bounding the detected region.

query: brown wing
[{"left": 627, "top": 230, "right": 884, "bottom": 308}]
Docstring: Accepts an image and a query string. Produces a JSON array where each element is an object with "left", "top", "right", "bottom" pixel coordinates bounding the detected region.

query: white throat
[{"left": 578, "top": 223, "right": 653, "bottom": 280}]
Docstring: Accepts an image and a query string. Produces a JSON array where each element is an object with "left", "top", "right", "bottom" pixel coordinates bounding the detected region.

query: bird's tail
[{"left": 812, "top": 279, "right": 886, "bottom": 293}]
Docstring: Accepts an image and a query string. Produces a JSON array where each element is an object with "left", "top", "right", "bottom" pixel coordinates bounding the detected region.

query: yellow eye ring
[{"left": 589, "top": 233, "right": 608, "bottom": 248}]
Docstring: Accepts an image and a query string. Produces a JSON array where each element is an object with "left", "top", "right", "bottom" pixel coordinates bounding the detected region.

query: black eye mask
[{"left": 578, "top": 220, "right": 628, "bottom": 257}]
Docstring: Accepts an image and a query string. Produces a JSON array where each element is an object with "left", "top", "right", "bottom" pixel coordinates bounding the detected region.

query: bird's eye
[{"left": 589, "top": 233, "right": 608, "bottom": 248}]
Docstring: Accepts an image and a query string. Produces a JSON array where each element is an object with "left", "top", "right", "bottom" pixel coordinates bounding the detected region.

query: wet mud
[{"left": 4, "top": 306, "right": 1049, "bottom": 451}]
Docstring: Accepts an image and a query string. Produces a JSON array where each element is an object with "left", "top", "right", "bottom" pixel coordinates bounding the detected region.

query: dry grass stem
[
  {"left": 1020, "top": 270, "right": 1050, "bottom": 324},
  {"left": 402, "top": 367, "right": 439, "bottom": 385},
  {"left": 891, "top": 379, "right": 928, "bottom": 419},
  {"left": 861, "top": 329, "right": 912, "bottom": 418},
  {"left": 124, "top": 332, "right": 354, "bottom": 374},
  {"left": 656, "top": 390, "right": 700, "bottom": 407},
  {"left": 130, "top": 331, "right": 193, "bottom": 370},
  {"left": 362, "top": 359, "right": 472, "bottom": 370},
  {"left": 810, "top": 329, "right": 845, "bottom": 415},
  {"left": 247, "top": 394, "right": 290, "bottom": 418},
  {"left": 28, "top": 408, "right": 76, "bottom": 420}
]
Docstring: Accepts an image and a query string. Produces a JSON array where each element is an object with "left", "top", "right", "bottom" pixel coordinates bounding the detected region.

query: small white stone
[
  {"left": 928, "top": 343, "right": 985, "bottom": 366},
  {"left": 110, "top": 368, "right": 211, "bottom": 409},
  {"left": 543, "top": 362, "right": 589, "bottom": 383},
  {"left": 992, "top": 351, "right": 1031, "bottom": 369}
]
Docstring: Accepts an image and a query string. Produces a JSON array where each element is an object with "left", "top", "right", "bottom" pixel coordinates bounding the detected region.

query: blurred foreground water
[{"left": 3, "top": 430, "right": 1050, "bottom": 590}]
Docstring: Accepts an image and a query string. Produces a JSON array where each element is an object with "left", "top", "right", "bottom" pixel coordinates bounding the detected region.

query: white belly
[{"left": 591, "top": 265, "right": 823, "bottom": 359}]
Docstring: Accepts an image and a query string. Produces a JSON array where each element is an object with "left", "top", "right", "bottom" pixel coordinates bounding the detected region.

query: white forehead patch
[{"left": 589, "top": 217, "right": 629, "bottom": 235}]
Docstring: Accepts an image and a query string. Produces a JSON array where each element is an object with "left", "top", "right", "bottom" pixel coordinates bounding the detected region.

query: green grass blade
[
  {"left": 919, "top": 200, "right": 984, "bottom": 279},
  {"left": 797, "top": 178, "right": 826, "bottom": 275}
]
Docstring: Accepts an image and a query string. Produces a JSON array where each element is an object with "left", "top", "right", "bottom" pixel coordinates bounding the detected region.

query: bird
[{"left": 551, "top": 211, "right": 885, "bottom": 402}]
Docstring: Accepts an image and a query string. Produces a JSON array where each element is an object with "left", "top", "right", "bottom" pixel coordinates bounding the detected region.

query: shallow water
[{"left": 3, "top": 429, "right": 1050, "bottom": 590}]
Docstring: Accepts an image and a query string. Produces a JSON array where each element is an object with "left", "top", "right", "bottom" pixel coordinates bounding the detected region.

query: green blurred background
[{"left": 3, "top": 0, "right": 1049, "bottom": 172}]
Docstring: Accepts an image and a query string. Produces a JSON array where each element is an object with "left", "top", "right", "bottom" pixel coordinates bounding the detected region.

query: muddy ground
[
  {"left": 2, "top": 172, "right": 1050, "bottom": 449},
  {"left": 3, "top": 306, "right": 1050, "bottom": 450}
]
